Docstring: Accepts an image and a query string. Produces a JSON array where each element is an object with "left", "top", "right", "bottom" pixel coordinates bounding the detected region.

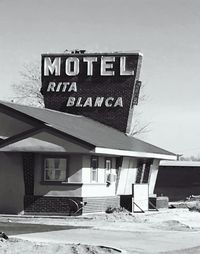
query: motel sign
[{"left": 41, "top": 52, "right": 142, "bottom": 133}]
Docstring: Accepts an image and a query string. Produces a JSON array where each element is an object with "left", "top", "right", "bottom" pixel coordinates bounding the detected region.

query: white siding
[
  {"left": 149, "top": 159, "right": 160, "bottom": 195},
  {"left": 116, "top": 157, "right": 138, "bottom": 195},
  {"left": 81, "top": 155, "right": 116, "bottom": 197}
]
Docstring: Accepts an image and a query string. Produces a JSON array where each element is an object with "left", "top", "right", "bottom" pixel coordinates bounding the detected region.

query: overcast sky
[{"left": 0, "top": 0, "right": 200, "bottom": 157}]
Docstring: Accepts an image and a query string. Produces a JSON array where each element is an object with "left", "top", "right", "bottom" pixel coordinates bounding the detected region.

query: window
[
  {"left": 136, "top": 159, "right": 152, "bottom": 184},
  {"left": 105, "top": 158, "right": 112, "bottom": 182},
  {"left": 44, "top": 157, "right": 67, "bottom": 182},
  {"left": 91, "top": 156, "right": 98, "bottom": 182}
]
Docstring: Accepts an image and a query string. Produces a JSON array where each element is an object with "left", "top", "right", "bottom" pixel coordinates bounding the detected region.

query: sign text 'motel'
[
  {"left": 44, "top": 56, "right": 135, "bottom": 77},
  {"left": 41, "top": 52, "right": 142, "bottom": 133}
]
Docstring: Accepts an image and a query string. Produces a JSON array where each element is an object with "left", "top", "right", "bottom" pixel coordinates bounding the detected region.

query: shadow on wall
[
  {"left": 120, "top": 195, "right": 132, "bottom": 212},
  {"left": 0, "top": 153, "right": 24, "bottom": 214}
]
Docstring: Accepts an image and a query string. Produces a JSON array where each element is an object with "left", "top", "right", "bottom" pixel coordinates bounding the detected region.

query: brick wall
[
  {"left": 43, "top": 78, "right": 133, "bottom": 133},
  {"left": 24, "top": 196, "right": 82, "bottom": 215},
  {"left": 24, "top": 195, "right": 120, "bottom": 215}
]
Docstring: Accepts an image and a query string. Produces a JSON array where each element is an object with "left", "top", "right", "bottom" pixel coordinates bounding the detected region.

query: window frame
[
  {"left": 104, "top": 157, "right": 112, "bottom": 182},
  {"left": 90, "top": 156, "right": 99, "bottom": 183},
  {"left": 42, "top": 155, "right": 68, "bottom": 183}
]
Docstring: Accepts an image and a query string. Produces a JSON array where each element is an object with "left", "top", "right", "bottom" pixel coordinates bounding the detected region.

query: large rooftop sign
[{"left": 41, "top": 52, "right": 142, "bottom": 133}]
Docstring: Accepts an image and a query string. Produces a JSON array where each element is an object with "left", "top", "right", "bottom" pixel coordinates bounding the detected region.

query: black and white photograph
[{"left": 0, "top": 0, "right": 200, "bottom": 253}]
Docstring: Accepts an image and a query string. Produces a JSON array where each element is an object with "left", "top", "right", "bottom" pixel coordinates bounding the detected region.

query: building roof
[
  {"left": 160, "top": 160, "right": 200, "bottom": 167},
  {"left": 0, "top": 100, "right": 176, "bottom": 159}
]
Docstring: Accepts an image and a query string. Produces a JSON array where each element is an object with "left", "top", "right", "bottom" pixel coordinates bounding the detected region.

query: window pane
[
  {"left": 49, "top": 159, "right": 54, "bottom": 168},
  {"left": 55, "top": 170, "right": 61, "bottom": 180},
  {"left": 91, "top": 158, "right": 98, "bottom": 168},
  {"left": 92, "top": 168, "right": 97, "bottom": 181},
  {"left": 44, "top": 158, "right": 54, "bottom": 168},
  {"left": 105, "top": 160, "right": 111, "bottom": 170},
  {"left": 91, "top": 157, "right": 98, "bottom": 182},
  {"left": 60, "top": 169, "right": 66, "bottom": 180},
  {"left": 45, "top": 159, "right": 49, "bottom": 169},
  {"left": 45, "top": 169, "right": 54, "bottom": 180},
  {"left": 59, "top": 159, "right": 67, "bottom": 170},
  {"left": 105, "top": 159, "right": 112, "bottom": 176},
  {"left": 105, "top": 158, "right": 114, "bottom": 183},
  {"left": 55, "top": 169, "right": 66, "bottom": 181},
  {"left": 54, "top": 159, "right": 60, "bottom": 169}
]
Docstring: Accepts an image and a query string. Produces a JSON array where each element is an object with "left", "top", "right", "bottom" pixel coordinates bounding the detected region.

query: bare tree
[
  {"left": 12, "top": 61, "right": 44, "bottom": 107},
  {"left": 130, "top": 112, "right": 151, "bottom": 137},
  {"left": 12, "top": 61, "right": 150, "bottom": 136},
  {"left": 129, "top": 83, "right": 151, "bottom": 137}
]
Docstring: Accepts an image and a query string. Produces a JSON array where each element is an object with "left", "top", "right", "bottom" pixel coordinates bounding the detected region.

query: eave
[{"left": 94, "top": 147, "right": 177, "bottom": 160}]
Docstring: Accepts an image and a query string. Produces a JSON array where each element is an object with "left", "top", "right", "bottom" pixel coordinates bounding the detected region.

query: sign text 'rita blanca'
[{"left": 46, "top": 81, "right": 123, "bottom": 108}]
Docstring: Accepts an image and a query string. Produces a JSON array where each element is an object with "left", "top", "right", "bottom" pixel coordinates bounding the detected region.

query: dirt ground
[
  {"left": 0, "top": 238, "right": 120, "bottom": 254},
  {"left": 1, "top": 207, "right": 200, "bottom": 253}
]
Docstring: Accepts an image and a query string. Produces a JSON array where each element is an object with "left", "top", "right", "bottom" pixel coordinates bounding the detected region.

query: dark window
[
  {"left": 136, "top": 160, "right": 143, "bottom": 183},
  {"left": 142, "top": 161, "right": 151, "bottom": 183},
  {"left": 136, "top": 159, "right": 152, "bottom": 184}
]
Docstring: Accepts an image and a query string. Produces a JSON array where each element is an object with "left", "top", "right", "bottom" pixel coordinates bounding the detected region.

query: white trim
[
  {"left": 160, "top": 160, "right": 200, "bottom": 167},
  {"left": 94, "top": 147, "right": 177, "bottom": 160}
]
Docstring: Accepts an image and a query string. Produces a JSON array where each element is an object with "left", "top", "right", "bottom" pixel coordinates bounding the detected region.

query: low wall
[
  {"left": 24, "top": 195, "right": 119, "bottom": 215},
  {"left": 24, "top": 195, "right": 82, "bottom": 215}
]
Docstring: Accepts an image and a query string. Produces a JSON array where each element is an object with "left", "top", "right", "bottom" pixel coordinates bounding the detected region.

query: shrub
[
  {"left": 105, "top": 206, "right": 115, "bottom": 213},
  {"left": 105, "top": 206, "right": 126, "bottom": 214}
]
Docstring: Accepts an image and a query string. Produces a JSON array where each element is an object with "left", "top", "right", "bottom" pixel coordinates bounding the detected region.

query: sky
[{"left": 0, "top": 0, "right": 200, "bottom": 157}]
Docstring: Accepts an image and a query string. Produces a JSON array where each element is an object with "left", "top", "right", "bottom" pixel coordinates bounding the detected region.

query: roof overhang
[{"left": 94, "top": 147, "right": 177, "bottom": 160}]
